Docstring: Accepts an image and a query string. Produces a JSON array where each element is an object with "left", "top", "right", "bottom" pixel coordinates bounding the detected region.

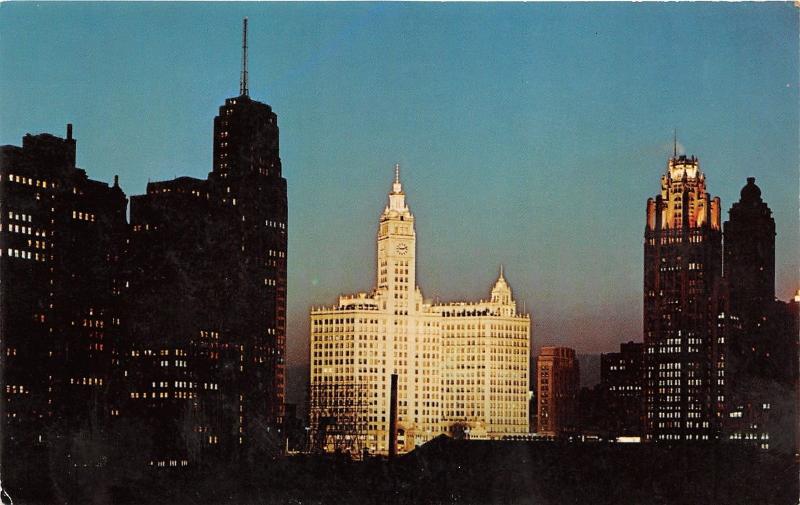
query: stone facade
[{"left": 309, "top": 167, "right": 530, "bottom": 455}]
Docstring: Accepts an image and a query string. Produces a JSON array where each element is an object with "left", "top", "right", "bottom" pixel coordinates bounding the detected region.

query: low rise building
[{"left": 536, "top": 347, "right": 579, "bottom": 437}]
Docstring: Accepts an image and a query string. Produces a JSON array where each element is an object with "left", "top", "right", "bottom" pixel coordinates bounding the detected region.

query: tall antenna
[
  {"left": 240, "top": 17, "right": 249, "bottom": 96},
  {"left": 673, "top": 128, "right": 677, "bottom": 158}
]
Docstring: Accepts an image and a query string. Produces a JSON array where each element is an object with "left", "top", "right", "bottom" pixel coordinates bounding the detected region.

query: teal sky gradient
[{"left": 2, "top": 3, "right": 798, "bottom": 402}]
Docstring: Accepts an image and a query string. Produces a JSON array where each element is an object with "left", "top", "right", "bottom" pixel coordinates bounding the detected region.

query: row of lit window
[
  {"left": 71, "top": 210, "right": 96, "bottom": 222},
  {"left": 28, "top": 239, "right": 47, "bottom": 250},
  {"left": 5, "top": 173, "right": 56, "bottom": 188},
  {"left": 135, "top": 391, "right": 198, "bottom": 400},
  {"left": 657, "top": 346, "right": 693, "bottom": 354},
  {"left": 0, "top": 222, "right": 32, "bottom": 236},
  {"left": 151, "top": 460, "right": 189, "bottom": 467},
  {"left": 2, "top": 248, "right": 46, "bottom": 262},
  {"left": 159, "top": 359, "right": 188, "bottom": 367},
  {"left": 132, "top": 391, "right": 174, "bottom": 399},
  {"left": 70, "top": 377, "right": 103, "bottom": 385},
  {"left": 200, "top": 330, "right": 220, "bottom": 340},
  {"left": 608, "top": 385, "right": 641, "bottom": 391},
  {"left": 653, "top": 234, "right": 706, "bottom": 245},
  {"left": 133, "top": 347, "right": 191, "bottom": 358},
  {"left": 7, "top": 211, "right": 32, "bottom": 222},
  {"left": 81, "top": 318, "right": 104, "bottom": 328}
]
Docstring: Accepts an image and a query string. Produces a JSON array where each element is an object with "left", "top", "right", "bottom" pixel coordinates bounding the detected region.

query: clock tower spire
[
  {"left": 377, "top": 165, "right": 416, "bottom": 307},
  {"left": 388, "top": 163, "right": 407, "bottom": 212}
]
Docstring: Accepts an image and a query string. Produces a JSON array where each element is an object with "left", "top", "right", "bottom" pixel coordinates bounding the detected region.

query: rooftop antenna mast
[
  {"left": 673, "top": 128, "right": 677, "bottom": 158},
  {"left": 240, "top": 17, "right": 249, "bottom": 97}
]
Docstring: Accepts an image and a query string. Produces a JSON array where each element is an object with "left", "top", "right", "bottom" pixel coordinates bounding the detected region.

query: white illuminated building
[{"left": 309, "top": 166, "right": 531, "bottom": 455}]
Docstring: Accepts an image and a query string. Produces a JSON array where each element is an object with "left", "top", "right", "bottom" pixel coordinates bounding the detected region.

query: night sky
[{"left": 2, "top": 3, "right": 797, "bottom": 404}]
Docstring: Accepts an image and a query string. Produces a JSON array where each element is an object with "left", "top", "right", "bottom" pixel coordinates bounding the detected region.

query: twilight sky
[{"left": 1, "top": 3, "right": 798, "bottom": 403}]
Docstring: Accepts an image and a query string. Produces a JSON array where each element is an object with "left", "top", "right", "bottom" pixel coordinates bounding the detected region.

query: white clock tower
[{"left": 377, "top": 164, "right": 417, "bottom": 314}]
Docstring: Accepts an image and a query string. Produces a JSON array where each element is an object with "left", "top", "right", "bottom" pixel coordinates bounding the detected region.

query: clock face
[{"left": 396, "top": 243, "right": 409, "bottom": 255}]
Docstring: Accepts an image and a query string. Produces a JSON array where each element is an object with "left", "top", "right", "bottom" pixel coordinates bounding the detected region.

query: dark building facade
[
  {"left": 643, "top": 153, "right": 722, "bottom": 442},
  {"left": 721, "top": 178, "right": 798, "bottom": 453},
  {"left": 124, "top": 176, "right": 233, "bottom": 467},
  {"left": 122, "top": 89, "right": 287, "bottom": 467},
  {"left": 724, "top": 178, "right": 775, "bottom": 319},
  {"left": 2, "top": 24, "right": 288, "bottom": 474},
  {"left": 600, "top": 341, "right": 643, "bottom": 438},
  {"left": 210, "top": 93, "right": 288, "bottom": 429},
  {"left": 1, "top": 126, "right": 127, "bottom": 468}
]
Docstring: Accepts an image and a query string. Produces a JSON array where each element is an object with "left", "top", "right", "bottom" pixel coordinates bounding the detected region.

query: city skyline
[{"left": 1, "top": 3, "right": 797, "bottom": 407}]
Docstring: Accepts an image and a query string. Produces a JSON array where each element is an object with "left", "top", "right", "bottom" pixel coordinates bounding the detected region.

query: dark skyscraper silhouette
[
  {"left": 209, "top": 26, "right": 288, "bottom": 438},
  {"left": 1, "top": 19, "right": 287, "bottom": 478},
  {"left": 1, "top": 126, "right": 127, "bottom": 468},
  {"left": 122, "top": 19, "right": 287, "bottom": 467},
  {"left": 721, "top": 178, "right": 798, "bottom": 454},
  {"left": 209, "top": 71, "right": 288, "bottom": 442},
  {"left": 600, "top": 341, "right": 643, "bottom": 438},
  {"left": 643, "top": 152, "right": 722, "bottom": 442},
  {"left": 723, "top": 178, "right": 775, "bottom": 322}
]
